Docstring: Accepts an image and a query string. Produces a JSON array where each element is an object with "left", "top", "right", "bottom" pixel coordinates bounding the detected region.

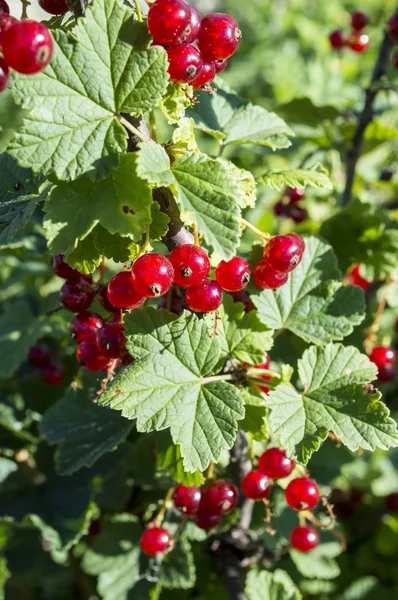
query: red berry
[
  {"left": 285, "top": 477, "right": 320, "bottom": 511},
  {"left": 388, "top": 14, "right": 398, "bottom": 42},
  {"left": 131, "top": 253, "right": 174, "bottom": 298},
  {"left": 2, "top": 20, "right": 53, "bottom": 75},
  {"left": 168, "top": 244, "right": 210, "bottom": 288},
  {"left": 173, "top": 484, "right": 202, "bottom": 515},
  {"left": 60, "top": 279, "right": 95, "bottom": 313},
  {"left": 202, "top": 480, "right": 238, "bottom": 515},
  {"left": 0, "top": 58, "right": 9, "bottom": 92},
  {"left": 41, "top": 361, "right": 65, "bottom": 386},
  {"left": 392, "top": 51, "right": 398, "bottom": 70},
  {"left": 185, "top": 279, "right": 223, "bottom": 313},
  {"left": 263, "top": 234, "right": 304, "bottom": 273},
  {"left": 0, "top": 0, "right": 9, "bottom": 14},
  {"left": 273, "top": 200, "right": 289, "bottom": 218},
  {"left": 289, "top": 232, "right": 306, "bottom": 253},
  {"left": 386, "top": 492, "right": 398, "bottom": 511},
  {"left": 369, "top": 346, "right": 395, "bottom": 370},
  {"left": 242, "top": 471, "right": 272, "bottom": 500},
  {"left": 76, "top": 339, "right": 113, "bottom": 372},
  {"left": 166, "top": 44, "right": 203, "bottom": 83},
  {"left": 351, "top": 11, "right": 370, "bottom": 31},
  {"left": 107, "top": 271, "right": 146, "bottom": 310},
  {"left": 216, "top": 257, "right": 250, "bottom": 292},
  {"left": 288, "top": 187, "right": 305, "bottom": 203},
  {"left": 198, "top": 13, "right": 241, "bottom": 61},
  {"left": 329, "top": 29, "right": 346, "bottom": 49},
  {"left": 51, "top": 254, "right": 92, "bottom": 283},
  {"left": 88, "top": 519, "right": 101, "bottom": 539},
  {"left": 28, "top": 343, "right": 50, "bottom": 368},
  {"left": 348, "top": 30, "right": 369, "bottom": 53},
  {"left": 98, "top": 286, "right": 119, "bottom": 313},
  {"left": 70, "top": 312, "right": 104, "bottom": 344},
  {"left": 185, "top": 5, "right": 201, "bottom": 43},
  {"left": 258, "top": 448, "right": 295, "bottom": 480},
  {"left": 253, "top": 259, "right": 288, "bottom": 289},
  {"left": 347, "top": 264, "right": 370, "bottom": 290},
  {"left": 213, "top": 58, "right": 228, "bottom": 74},
  {"left": 98, "top": 322, "right": 126, "bottom": 359},
  {"left": 38, "top": 0, "right": 68, "bottom": 15},
  {"left": 194, "top": 510, "right": 222, "bottom": 531},
  {"left": 256, "top": 355, "right": 270, "bottom": 370},
  {"left": 191, "top": 61, "right": 216, "bottom": 90},
  {"left": 289, "top": 205, "right": 308, "bottom": 224},
  {"left": 147, "top": 0, "right": 191, "bottom": 46},
  {"left": 290, "top": 525, "right": 320, "bottom": 552},
  {"left": 140, "top": 527, "right": 171, "bottom": 556},
  {"left": 253, "top": 357, "right": 271, "bottom": 394},
  {"left": 0, "top": 14, "right": 15, "bottom": 46}
]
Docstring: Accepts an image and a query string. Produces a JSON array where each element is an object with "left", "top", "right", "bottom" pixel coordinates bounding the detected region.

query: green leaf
[
  {"left": 219, "top": 159, "right": 257, "bottom": 209},
  {"left": 278, "top": 97, "right": 340, "bottom": 128},
  {"left": 0, "top": 195, "right": 41, "bottom": 250},
  {"left": 8, "top": 0, "right": 168, "bottom": 181},
  {"left": 290, "top": 542, "right": 341, "bottom": 580},
  {"left": 167, "top": 117, "right": 199, "bottom": 159},
  {"left": 0, "top": 90, "right": 27, "bottom": 152},
  {"left": 267, "top": 343, "right": 398, "bottom": 463},
  {"left": 257, "top": 167, "right": 332, "bottom": 191},
  {"left": 245, "top": 568, "right": 302, "bottom": 600},
  {"left": 159, "top": 537, "right": 196, "bottom": 590},
  {"left": 99, "top": 308, "right": 245, "bottom": 472},
  {"left": 156, "top": 438, "right": 205, "bottom": 486},
  {"left": 136, "top": 140, "right": 175, "bottom": 187},
  {"left": 252, "top": 236, "right": 365, "bottom": 345},
  {"left": 150, "top": 202, "right": 170, "bottom": 241},
  {"left": 240, "top": 404, "right": 269, "bottom": 442},
  {"left": 159, "top": 82, "right": 192, "bottom": 124},
  {"left": 0, "top": 153, "right": 40, "bottom": 203}
]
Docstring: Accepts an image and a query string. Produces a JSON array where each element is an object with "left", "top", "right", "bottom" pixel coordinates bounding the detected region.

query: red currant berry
[
  {"left": 169, "top": 244, "right": 210, "bottom": 288},
  {"left": 107, "top": 271, "right": 146, "bottom": 310},
  {"left": 392, "top": 51, "right": 398, "bottom": 70},
  {"left": 70, "top": 312, "right": 104, "bottom": 344},
  {"left": 98, "top": 286, "right": 119, "bottom": 313},
  {"left": 198, "top": 13, "right": 241, "bottom": 61},
  {"left": 0, "top": 13, "right": 15, "bottom": 45},
  {"left": 41, "top": 361, "right": 65, "bottom": 386},
  {"left": 191, "top": 61, "right": 216, "bottom": 90},
  {"left": 194, "top": 510, "right": 222, "bottom": 531},
  {"left": 38, "top": 0, "right": 68, "bottom": 15},
  {"left": 28, "top": 343, "right": 50, "bottom": 368},
  {"left": 289, "top": 205, "right": 308, "bottom": 224},
  {"left": 230, "top": 289, "right": 255, "bottom": 313},
  {"left": 173, "top": 484, "right": 202, "bottom": 515},
  {"left": 285, "top": 477, "right": 320, "bottom": 511},
  {"left": 147, "top": 0, "right": 191, "bottom": 46},
  {"left": 258, "top": 448, "right": 294, "bottom": 480},
  {"left": 388, "top": 14, "right": 398, "bottom": 42},
  {"left": 202, "top": 480, "right": 238, "bottom": 515},
  {"left": 122, "top": 351, "right": 134, "bottom": 365},
  {"left": 263, "top": 234, "right": 304, "bottom": 273},
  {"left": 213, "top": 58, "right": 228, "bottom": 74},
  {"left": 0, "top": 0, "right": 9, "bottom": 13},
  {"left": 386, "top": 492, "right": 398, "bottom": 511},
  {"left": 252, "top": 356, "right": 272, "bottom": 393},
  {"left": 290, "top": 525, "right": 320, "bottom": 552},
  {"left": 287, "top": 187, "right": 305, "bottom": 203},
  {"left": 216, "top": 257, "right": 250, "bottom": 292},
  {"left": 76, "top": 339, "right": 113, "bottom": 372},
  {"left": 51, "top": 254, "right": 92, "bottom": 283},
  {"left": 60, "top": 279, "right": 95, "bottom": 313},
  {"left": 140, "top": 527, "right": 171, "bottom": 556},
  {"left": 166, "top": 44, "right": 203, "bottom": 83},
  {"left": 2, "top": 20, "right": 53, "bottom": 75},
  {"left": 348, "top": 30, "right": 369, "bottom": 53},
  {"left": 88, "top": 519, "right": 101, "bottom": 539},
  {"left": 351, "top": 11, "right": 370, "bottom": 31},
  {"left": 185, "top": 279, "right": 223, "bottom": 313},
  {"left": 132, "top": 253, "right": 174, "bottom": 298},
  {"left": 253, "top": 259, "right": 288, "bottom": 289},
  {"left": 256, "top": 355, "right": 270, "bottom": 370},
  {"left": 0, "top": 58, "right": 9, "bottom": 92},
  {"left": 329, "top": 29, "right": 346, "bottom": 49},
  {"left": 346, "top": 264, "right": 370, "bottom": 290},
  {"left": 185, "top": 5, "right": 201, "bottom": 44},
  {"left": 369, "top": 346, "right": 395, "bottom": 370},
  {"left": 98, "top": 323, "right": 126, "bottom": 359},
  {"left": 242, "top": 471, "right": 272, "bottom": 500},
  {"left": 273, "top": 200, "right": 289, "bottom": 218}
]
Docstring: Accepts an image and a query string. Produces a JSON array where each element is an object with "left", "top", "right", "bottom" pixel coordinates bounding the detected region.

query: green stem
[
  {"left": 202, "top": 373, "right": 237, "bottom": 384},
  {"left": 21, "top": 0, "right": 30, "bottom": 19},
  {"left": 149, "top": 110, "right": 157, "bottom": 142},
  {"left": 119, "top": 116, "right": 149, "bottom": 142},
  {"left": 134, "top": 0, "right": 143, "bottom": 22},
  {"left": 239, "top": 217, "right": 270, "bottom": 242}
]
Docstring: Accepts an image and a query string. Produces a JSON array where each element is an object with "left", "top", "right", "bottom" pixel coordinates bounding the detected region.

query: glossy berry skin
[
  {"left": 51, "top": 254, "right": 92, "bottom": 282},
  {"left": 254, "top": 259, "right": 288, "bottom": 290},
  {"left": 70, "top": 312, "right": 104, "bottom": 344},
  {"left": 0, "top": 0, "right": 9, "bottom": 13},
  {"left": 147, "top": 0, "right": 191, "bottom": 46},
  {"left": 216, "top": 257, "right": 250, "bottom": 292},
  {"left": 76, "top": 339, "right": 113, "bottom": 372},
  {"left": 386, "top": 492, "right": 398, "bottom": 511},
  {"left": 173, "top": 484, "right": 202, "bottom": 515},
  {"left": 185, "top": 5, "right": 201, "bottom": 44},
  {"left": 288, "top": 187, "right": 305, "bottom": 203},
  {"left": 28, "top": 343, "right": 50, "bottom": 368},
  {"left": 202, "top": 480, "right": 238, "bottom": 515},
  {"left": 60, "top": 279, "right": 94, "bottom": 313},
  {"left": 329, "top": 30, "right": 346, "bottom": 49},
  {"left": 169, "top": 244, "right": 210, "bottom": 288},
  {"left": 98, "top": 323, "right": 126, "bottom": 359},
  {"left": 140, "top": 527, "right": 171, "bottom": 556},
  {"left": 0, "top": 58, "right": 9, "bottom": 92},
  {"left": 198, "top": 13, "right": 241, "bottom": 61},
  {"left": 213, "top": 58, "right": 228, "bottom": 74},
  {"left": 166, "top": 44, "right": 203, "bottom": 83},
  {"left": 348, "top": 31, "right": 369, "bottom": 53},
  {"left": 185, "top": 279, "right": 223, "bottom": 313},
  {"left": 2, "top": 20, "right": 54, "bottom": 75},
  {"left": 263, "top": 234, "right": 304, "bottom": 273},
  {"left": 38, "top": 0, "right": 68, "bottom": 15},
  {"left": 393, "top": 51, "right": 398, "bottom": 70},
  {"left": 388, "top": 14, "right": 398, "bottom": 42},
  {"left": 252, "top": 356, "right": 271, "bottom": 394},
  {"left": 369, "top": 346, "right": 396, "bottom": 370},
  {"left": 351, "top": 11, "right": 370, "bottom": 30},
  {"left": 258, "top": 448, "right": 294, "bottom": 480},
  {"left": 132, "top": 253, "right": 174, "bottom": 298},
  {"left": 194, "top": 510, "right": 222, "bottom": 531},
  {"left": 98, "top": 286, "right": 119, "bottom": 313},
  {"left": 242, "top": 471, "right": 272, "bottom": 500},
  {"left": 0, "top": 14, "right": 15, "bottom": 46},
  {"left": 347, "top": 264, "right": 370, "bottom": 290},
  {"left": 41, "top": 361, "right": 65, "bottom": 386},
  {"left": 285, "top": 477, "right": 320, "bottom": 511},
  {"left": 191, "top": 61, "right": 216, "bottom": 90},
  {"left": 290, "top": 526, "right": 320, "bottom": 552},
  {"left": 289, "top": 232, "right": 306, "bottom": 253},
  {"left": 107, "top": 271, "right": 146, "bottom": 310}
]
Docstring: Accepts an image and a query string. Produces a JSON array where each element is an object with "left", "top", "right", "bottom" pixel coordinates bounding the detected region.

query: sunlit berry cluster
[
  {"left": 329, "top": 11, "right": 370, "bottom": 53},
  {"left": 254, "top": 233, "right": 305, "bottom": 290},
  {"left": 273, "top": 187, "right": 308, "bottom": 224}
]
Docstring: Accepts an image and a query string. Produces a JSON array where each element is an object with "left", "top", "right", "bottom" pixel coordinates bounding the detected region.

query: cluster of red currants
[
  {"left": 28, "top": 342, "right": 65, "bottom": 385},
  {"left": 0, "top": 1, "right": 54, "bottom": 93},
  {"left": 253, "top": 233, "right": 305, "bottom": 290},
  {"left": 388, "top": 14, "right": 398, "bottom": 70},
  {"left": 329, "top": 11, "right": 370, "bottom": 53},
  {"left": 148, "top": 0, "right": 241, "bottom": 89},
  {"left": 273, "top": 187, "right": 308, "bottom": 224}
]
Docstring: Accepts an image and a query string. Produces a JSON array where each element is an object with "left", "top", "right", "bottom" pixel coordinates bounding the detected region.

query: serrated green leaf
[
  {"left": 0, "top": 196, "right": 41, "bottom": 250},
  {"left": 136, "top": 140, "right": 175, "bottom": 187},
  {"left": 0, "top": 90, "right": 27, "bottom": 152},
  {"left": 245, "top": 568, "right": 302, "bottom": 600},
  {"left": 99, "top": 308, "right": 245, "bottom": 472},
  {"left": 159, "top": 537, "right": 196, "bottom": 590},
  {"left": 0, "top": 153, "right": 40, "bottom": 203},
  {"left": 159, "top": 82, "right": 192, "bottom": 124},
  {"left": 257, "top": 168, "right": 332, "bottom": 191},
  {"left": 278, "top": 97, "right": 340, "bottom": 127},
  {"left": 290, "top": 541, "right": 341, "bottom": 580},
  {"left": 268, "top": 343, "right": 398, "bottom": 463},
  {"left": 219, "top": 159, "right": 257, "bottom": 209},
  {"left": 156, "top": 438, "right": 205, "bottom": 486},
  {"left": 8, "top": 0, "right": 168, "bottom": 181},
  {"left": 240, "top": 404, "right": 269, "bottom": 442},
  {"left": 150, "top": 202, "right": 170, "bottom": 241},
  {"left": 167, "top": 117, "right": 198, "bottom": 159},
  {"left": 252, "top": 237, "right": 365, "bottom": 345}
]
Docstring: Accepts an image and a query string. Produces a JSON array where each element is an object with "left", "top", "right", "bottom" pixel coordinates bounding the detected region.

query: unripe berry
[
  {"left": 201, "top": 480, "right": 238, "bottom": 515},
  {"left": 0, "top": 57, "right": 9, "bottom": 92},
  {"left": 168, "top": 244, "right": 210, "bottom": 288},
  {"left": 388, "top": 14, "right": 398, "bottom": 42},
  {"left": 241, "top": 471, "right": 272, "bottom": 500},
  {"left": 131, "top": 253, "right": 174, "bottom": 298},
  {"left": 173, "top": 484, "right": 202, "bottom": 515},
  {"left": 2, "top": 20, "right": 54, "bottom": 75},
  {"left": 351, "top": 12, "right": 370, "bottom": 31},
  {"left": 198, "top": 13, "right": 241, "bottom": 61},
  {"left": 258, "top": 448, "right": 295, "bottom": 479},
  {"left": 191, "top": 61, "right": 216, "bottom": 90},
  {"left": 147, "top": 0, "right": 192, "bottom": 46},
  {"left": 216, "top": 257, "right": 250, "bottom": 292},
  {"left": 254, "top": 259, "right": 288, "bottom": 289},
  {"left": 140, "top": 527, "right": 171, "bottom": 556},
  {"left": 185, "top": 279, "right": 223, "bottom": 313},
  {"left": 98, "top": 323, "right": 127, "bottom": 359},
  {"left": 166, "top": 44, "right": 203, "bottom": 83},
  {"left": 60, "top": 279, "right": 95, "bottom": 313},
  {"left": 70, "top": 312, "right": 104, "bottom": 344},
  {"left": 38, "top": 0, "right": 68, "bottom": 15},
  {"left": 107, "top": 271, "right": 146, "bottom": 310},
  {"left": 76, "top": 339, "right": 113, "bottom": 372},
  {"left": 329, "top": 30, "right": 346, "bottom": 49},
  {"left": 263, "top": 234, "right": 304, "bottom": 273},
  {"left": 290, "top": 525, "right": 320, "bottom": 552},
  {"left": 348, "top": 31, "right": 369, "bottom": 53},
  {"left": 285, "top": 477, "right": 320, "bottom": 511},
  {"left": 28, "top": 343, "right": 50, "bottom": 368}
]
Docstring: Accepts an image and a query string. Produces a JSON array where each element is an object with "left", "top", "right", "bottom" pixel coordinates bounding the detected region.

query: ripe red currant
[
  {"left": 393, "top": 51, "right": 398, "bottom": 70},
  {"left": 388, "top": 14, "right": 398, "bottom": 42},
  {"left": 191, "top": 61, "right": 216, "bottom": 90},
  {"left": 253, "top": 259, "right": 288, "bottom": 289},
  {"left": 213, "top": 58, "right": 228, "bottom": 74},
  {"left": 0, "top": 58, "right": 10, "bottom": 92},
  {"left": 386, "top": 492, "right": 398, "bottom": 511},
  {"left": 107, "top": 271, "right": 146, "bottom": 310},
  {"left": 131, "top": 253, "right": 174, "bottom": 298},
  {"left": 216, "top": 257, "right": 250, "bottom": 292},
  {"left": 258, "top": 448, "right": 295, "bottom": 480},
  {"left": 290, "top": 525, "right": 320, "bottom": 552},
  {"left": 2, "top": 20, "right": 53, "bottom": 75},
  {"left": 173, "top": 484, "right": 202, "bottom": 515},
  {"left": 185, "top": 5, "right": 201, "bottom": 44},
  {"left": 0, "top": 13, "right": 15, "bottom": 46},
  {"left": 0, "top": 0, "right": 9, "bottom": 14},
  {"left": 202, "top": 480, "right": 238, "bottom": 515},
  {"left": 198, "top": 13, "right": 241, "bottom": 61},
  {"left": 285, "top": 477, "right": 320, "bottom": 511},
  {"left": 88, "top": 519, "right": 101, "bottom": 539},
  {"left": 185, "top": 279, "right": 223, "bottom": 313},
  {"left": 290, "top": 205, "right": 308, "bottom": 224},
  {"left": 41, "top": 361, "right": 65, "bottom": 386},
  {"left": 168, "top": 244, "right": 210, "bottom": 288},
  {"left": 140, "top": 527, "right": 171, "bottom": 556},
  {"left": 194, "top": 510, "right": 222, "bottom": 531},
  {"left": 288, "top": 232, "right": 306, "bottom": 253},
  {"left": 347, "top": 264, "right": 370, "bottom": 290},
  {"left": 166, "top": 44, "right": 203, "bottom": 83},
  {"left": 148, "top": 0, "right": 191, "bottom": 46},
  {"left": 263, "top": 234, "right": 304, "bottom": 273},
  {"left": 28, "top": 343, "right": 50, "bottom": 368},
  {"left": 348, "top": 30, "right": 369, "bottom": 53},
  {"left": 38, "top": 0, "right": 68, "bottom": 15},
  {"left": 273, "top": 200, "right": 288, "bottom": 218},
  {"left": 60, "top": 279, "right": 95, "bottom": 313},
  {"left": 329, "top": 30, "right": 346, "bottom": 49},
  {"left": 351, "top": 11, "right": 370, "bottom": 30},
  {"left": 369, "top": 346, "right": 396, "bottom": 370},
  {"left": 98, "top": 286, "right": 119, "bottom": 313},
  {"left": 98, "top": 323, "right": 126, "bottom": 359},
  {"left": 242, "top": 471, "right": 272, "bottom": 500},
  {"left": 287, "top": 187, "right": 305, "bottom": 203},
  {"left": 70, "top": 312, "right": 104, "bottom": 344},
  {"left": 51, "top": 254, "right": 92, "bottom": 283},
  {"left": 76, "top": 339, "right": 113, "bottom": 372}
]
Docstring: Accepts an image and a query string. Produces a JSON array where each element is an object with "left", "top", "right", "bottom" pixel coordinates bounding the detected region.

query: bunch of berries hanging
[
  {"left": 253, "top": 233, "right": 305, "bottom": 290},
  {"left": 329, "top": 10, "right": 370, "bottom": 53},
  {"left": 273, "top": 187, "right": 308, "bottom": 224}
]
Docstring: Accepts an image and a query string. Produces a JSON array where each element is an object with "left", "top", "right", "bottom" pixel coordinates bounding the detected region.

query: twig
[
  {"left": 119, "top": 115, "right": 150, "bottom": 142},
  {"left": 192, "top": 222, "right": 200, "bottom": 246},
  {"left": 21, "top": 0, "right": 30, "bottom": 18},
  {"left": 95, "top": 359, "right": 118, "bottom": 403},
  {"left": 239, "top": 217, "right": 270, "bottom": 242},
  {"left": 153, "top": 487, "right": 175, "bottom": 526},
  {"left": 134, "top": 0, "right": 143, "bottom": 22}
]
